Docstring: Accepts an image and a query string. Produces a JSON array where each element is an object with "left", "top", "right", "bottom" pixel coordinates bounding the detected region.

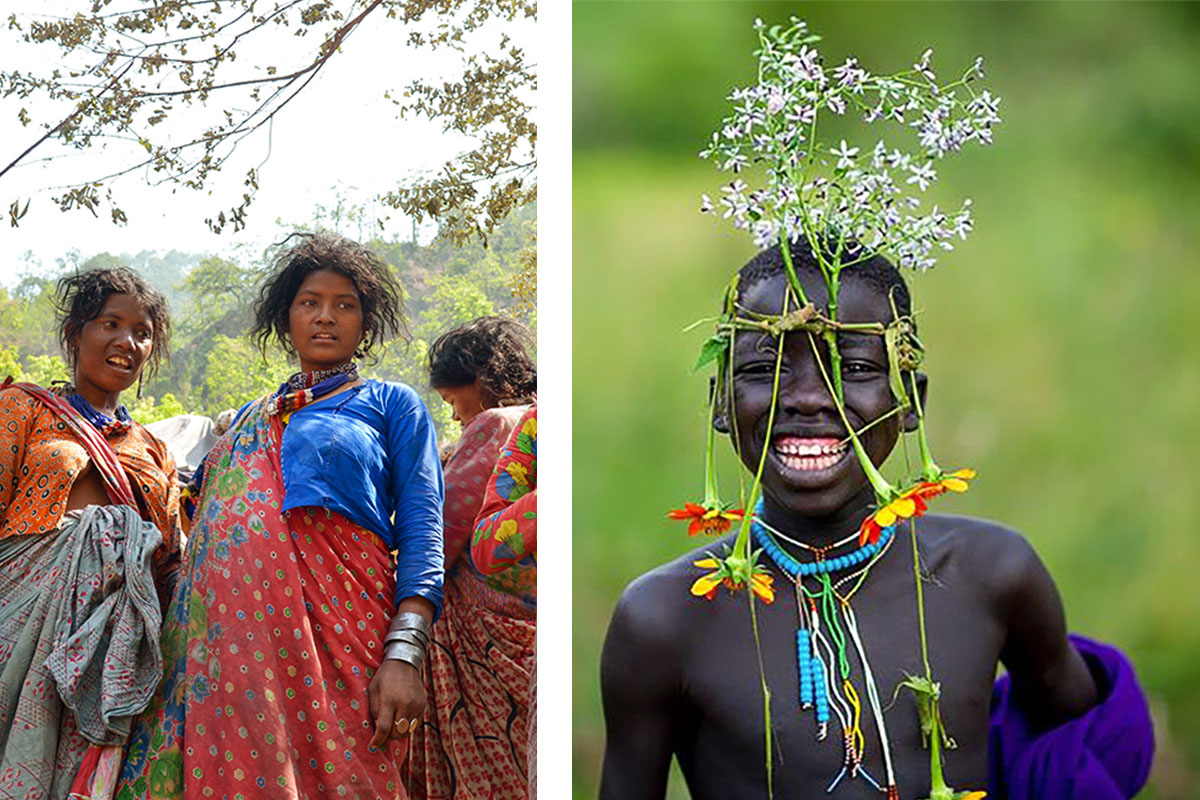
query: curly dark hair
[
  {"left": 252, "top": 231, "right": 408, "bottom": 360},
  {"left": 55, "top": 266, "right": 172, "bottom": 378},
  {"left": 427, "top": 316, "right": 536, "bottom": 404}
]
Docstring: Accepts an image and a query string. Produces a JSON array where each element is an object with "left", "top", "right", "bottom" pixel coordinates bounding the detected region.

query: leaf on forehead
[{"left": 693, "top": 331, "right": 732, "bottom": 372}]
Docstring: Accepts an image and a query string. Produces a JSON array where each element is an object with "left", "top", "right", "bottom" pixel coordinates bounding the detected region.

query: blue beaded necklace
[
  {"left": 751, "top": 500, "right": 899, "bottom": 794},
  {"left": 65, "top": 391, "right": 133, "bottom": 437}
]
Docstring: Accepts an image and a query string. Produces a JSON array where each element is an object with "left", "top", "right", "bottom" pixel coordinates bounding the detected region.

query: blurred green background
[{"left": 572, "top": 2, "right": 1200, "bottom": 798}]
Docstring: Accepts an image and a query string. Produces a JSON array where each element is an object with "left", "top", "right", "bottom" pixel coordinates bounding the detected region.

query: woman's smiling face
[
  {"left": 287, "top": 268, "right": 365, "bottom": 373},
  {"left": 71, "top": 292, "right": 155, "bottom": 406},
  {"left": 728, "top": 270, "right": 906, "bottom": 521}
]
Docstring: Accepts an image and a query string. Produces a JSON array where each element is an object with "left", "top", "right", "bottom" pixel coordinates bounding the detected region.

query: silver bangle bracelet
[
  {"left": 389, "top": 612, "right": 431, "bottom": 636},
  {"left": 384, "top": 630, "right": 429, "bottom": 649},
  {"left": 382, "top": 641, "right": 426, "bottom": 671}
]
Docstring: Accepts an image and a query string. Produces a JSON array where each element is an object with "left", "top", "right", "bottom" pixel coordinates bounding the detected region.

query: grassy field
[{"left": 572, "top": 3, "right": 1200, "bottom": 798}]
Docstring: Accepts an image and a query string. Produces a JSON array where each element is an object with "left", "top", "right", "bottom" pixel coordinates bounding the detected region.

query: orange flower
[
  {"left": 690, "top": 557, "right": 776, "bottom": 603},
  {"left": 858, "top": 469, "right": 976, "bottom": 545},
  {"left": 668, "top": 501, "right": 744, "bottom": 536}
]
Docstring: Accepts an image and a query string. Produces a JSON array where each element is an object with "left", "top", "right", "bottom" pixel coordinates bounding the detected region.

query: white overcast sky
[{"left": 0, "top": 2, "right": 533, "bottom": 286}]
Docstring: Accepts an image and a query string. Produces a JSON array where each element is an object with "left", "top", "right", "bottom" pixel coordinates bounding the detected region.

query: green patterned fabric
[{"left": 0, "top": 505, "right": 164, "bottom": 800}]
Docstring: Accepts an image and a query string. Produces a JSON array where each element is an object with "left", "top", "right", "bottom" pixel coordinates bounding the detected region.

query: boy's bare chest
[{"left": 673, "top": 559, "right": 1004, "bottom": 798}]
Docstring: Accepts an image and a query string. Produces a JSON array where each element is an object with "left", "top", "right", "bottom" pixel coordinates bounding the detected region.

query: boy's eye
[
  {"left": 735, "top": 361, "right": 777, "bottom": 378},
  {"left": 841, "top": 360, "right": 881, "bottom": 377}
]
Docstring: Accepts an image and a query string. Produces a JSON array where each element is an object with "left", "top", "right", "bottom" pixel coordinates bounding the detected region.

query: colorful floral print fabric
[
  {"left": 472, "top": 406, "right": 536, "bottom": 607},
  {"left": 114, "top": 398, "right": 411, "bottom": 800},
  {"left": 0, "top": 386, "right": 182, "bottom": 574},
  {"left": 406, "top": 406, "right": 534, "bottom": 800}
]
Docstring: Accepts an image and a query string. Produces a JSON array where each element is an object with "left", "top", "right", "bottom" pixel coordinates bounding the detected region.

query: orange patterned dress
[{"left": 0, "top": 385, "right": 182, "bottom": 574}]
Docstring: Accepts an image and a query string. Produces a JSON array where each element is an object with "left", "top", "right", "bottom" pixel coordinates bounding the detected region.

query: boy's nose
[{"left": 779, "top": 360, "right": 834, "bottom": 415}]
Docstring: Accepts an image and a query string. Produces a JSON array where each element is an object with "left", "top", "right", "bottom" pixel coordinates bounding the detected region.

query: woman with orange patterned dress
[
  {"left": 0, "top": 267, "right": 181, "bottom": 800},
  {"left": 405, "top": 317, "right": 536, "bottom": 800}
]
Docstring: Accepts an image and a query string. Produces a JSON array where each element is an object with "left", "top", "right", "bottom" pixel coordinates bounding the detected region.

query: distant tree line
[{"left": 0, "top": 203, "right": 536, "bottom": 441}]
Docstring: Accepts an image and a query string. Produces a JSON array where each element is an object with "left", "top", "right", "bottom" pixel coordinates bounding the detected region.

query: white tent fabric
[{"left": 144, "top": 414, "right": 217, "bottom": 475}]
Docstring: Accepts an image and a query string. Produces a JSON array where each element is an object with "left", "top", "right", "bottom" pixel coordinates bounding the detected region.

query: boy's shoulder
[
  {"left": 607, "top": 535, "right": 739, "bottom": 644},
  {"left": 916, "top": 512, "right": 1048, "bottom": 597}
]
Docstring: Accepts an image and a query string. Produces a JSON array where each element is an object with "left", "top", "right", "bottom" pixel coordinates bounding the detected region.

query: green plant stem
[
  {"left": 909, "top": 520, "right": 931, "bottom": 677},
  {"left": 731, "top": 289, "right": 791, "bottom": 800},
  {"left": 748, "top": 588, "right": 774, "bottom": 800},
  {"left": 703, "top": 385, "right": 721, "bottom": 506},
  {"left": 909, "top": 370, "right": 939, "bottom": 480},
  {"left": 806, "top": 333, "right": 894, "bottom": 501},
  {"left": 928, "top": 699, "right": 948, "bottom": 796}
]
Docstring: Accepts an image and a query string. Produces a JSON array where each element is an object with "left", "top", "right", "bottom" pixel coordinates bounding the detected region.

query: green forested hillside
[{"left": 0, "top": 203, "right": 536, "bottom": 440}]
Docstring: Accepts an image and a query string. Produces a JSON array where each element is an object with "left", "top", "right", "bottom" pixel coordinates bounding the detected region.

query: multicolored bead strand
[{"left": 751, "top": 500, "right": 898, "bottom": 795}]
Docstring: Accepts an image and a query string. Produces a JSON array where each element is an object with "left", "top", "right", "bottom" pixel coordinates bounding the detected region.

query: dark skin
[
  {"left": 285, "top": 268, "right": 434, "bottom": 749},
  {"left": 65, "top": 293, "right": 155, "bottom": 511},
  {"left": 599, "top": 271, "right": 1098, "bottom": 799}
]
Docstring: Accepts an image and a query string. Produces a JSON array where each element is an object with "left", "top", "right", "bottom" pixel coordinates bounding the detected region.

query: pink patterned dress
[{"left": 406, "top": 406, "right": 535, "bottom": 800}]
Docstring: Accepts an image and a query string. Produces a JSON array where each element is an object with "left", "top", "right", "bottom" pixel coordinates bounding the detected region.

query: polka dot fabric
[{"left": 116, "top": 400, "right": 410, "bottom": 799}]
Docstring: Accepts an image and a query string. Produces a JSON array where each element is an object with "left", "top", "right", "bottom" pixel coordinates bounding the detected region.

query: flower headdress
[{"left": 670, "top": 17, "right": 999, "bottom": 800}]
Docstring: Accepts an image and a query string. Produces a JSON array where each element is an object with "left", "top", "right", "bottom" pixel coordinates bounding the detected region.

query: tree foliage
[
  {"left": 2, "top": 0, "right": 536, "bottom": 244},
  {"left": 0, "top": 201, "right": 535, "bottom": 441}
]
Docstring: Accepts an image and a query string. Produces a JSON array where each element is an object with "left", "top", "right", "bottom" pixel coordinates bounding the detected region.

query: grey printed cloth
[{"left": 0, "top": 505, "right": 164, "bottom": 800}]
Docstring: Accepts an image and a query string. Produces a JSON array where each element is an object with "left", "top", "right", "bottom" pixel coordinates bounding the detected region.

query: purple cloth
[{"left": 988, "top": 634, "right": 1154, "bottom": 800}]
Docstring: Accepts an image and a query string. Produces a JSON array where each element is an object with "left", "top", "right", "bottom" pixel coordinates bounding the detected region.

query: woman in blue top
[{"left": 117, "top": 233, "right": 444, "bottom": 800}]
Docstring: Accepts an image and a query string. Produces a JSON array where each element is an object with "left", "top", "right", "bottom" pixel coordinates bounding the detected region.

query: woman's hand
[{"left": 367, "top": 657, "right": 427, "bottom": 749}]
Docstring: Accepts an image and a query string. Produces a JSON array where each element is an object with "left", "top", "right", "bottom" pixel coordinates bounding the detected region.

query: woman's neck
[{"left": 72, "top": 381, "right": 123, "bottom": 417}]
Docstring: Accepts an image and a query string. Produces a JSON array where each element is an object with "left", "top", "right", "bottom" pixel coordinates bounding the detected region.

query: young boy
[{"left": 599, "top": 244, "right": 1153, "bottom": 800}]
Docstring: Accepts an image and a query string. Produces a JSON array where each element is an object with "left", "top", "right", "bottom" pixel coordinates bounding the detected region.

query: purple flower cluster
[{"left": 699, "top": 17, "right": 1000, "bottom": 271}]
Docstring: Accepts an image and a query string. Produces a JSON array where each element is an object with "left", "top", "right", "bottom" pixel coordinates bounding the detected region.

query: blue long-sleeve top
[{"left": 276, "top": 380, "right": 445, "bottom": 619}]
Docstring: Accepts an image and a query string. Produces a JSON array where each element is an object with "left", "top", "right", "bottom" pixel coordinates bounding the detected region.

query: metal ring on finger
[{"left": 393, "top": 717, "right": 411, "bottom": 735}]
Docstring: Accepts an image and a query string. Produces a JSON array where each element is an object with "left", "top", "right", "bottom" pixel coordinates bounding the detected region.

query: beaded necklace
[
  {"left": 751, "top": 500, "right": 899, "bottom": 797},
  {"left": 285, "top": 359, "right": 358, "bottom": 391},
  {"left": 266, "top": 362, "right": 359, "bottom": 424},
  {"left": 62, "top": 388, "right": 133, "bottom": 437}
]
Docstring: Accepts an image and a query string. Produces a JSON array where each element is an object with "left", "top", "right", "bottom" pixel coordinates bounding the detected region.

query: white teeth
[
  {"left": 772, "top": 439, "right": 848, "bottom": 472},
  {"left": 776, "top": 452, "right": 842, "bottom": 472},
  {"left": 774, "top": 440, "right": 847, "bottom": 457}
]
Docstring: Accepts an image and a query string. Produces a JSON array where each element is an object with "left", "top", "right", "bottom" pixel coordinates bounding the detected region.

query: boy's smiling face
[{"left": 728, "top": 270, "right": 908, "bottom": 521}]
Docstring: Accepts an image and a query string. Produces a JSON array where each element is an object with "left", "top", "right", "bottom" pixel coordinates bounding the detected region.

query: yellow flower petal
[
  {"left": 891, "top": 496, "right": 917, "bottom": 518},
  {"left": 942, "top": 477, "right": 970, "bottom": 492},
  {"left": 693, "top": 558, "right": 718, "bottom": 569},
  {"left": 690, "top": 573, "right": 722, "bottom": 597},
  {"left": 875, "top": 506, "right": 897, "bottom": 527},
  {"left": 951, "top": 468, "right": 976, "bottom": 480},
  {"left": 751, "top": 573, "right": 776, "bottom": 603}
]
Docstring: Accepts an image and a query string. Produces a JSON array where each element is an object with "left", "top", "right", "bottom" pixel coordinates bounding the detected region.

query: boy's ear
[
  {"left": 902, "top": 371, "right": 929, "bottom": 433},
  {"left": 710, "top": 376, "right": 731, "bottom": 434}
]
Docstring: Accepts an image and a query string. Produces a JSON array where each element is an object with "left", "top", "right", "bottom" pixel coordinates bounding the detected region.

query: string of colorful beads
[
  {"left": 751, "top": 499, "right": 899, "bottom": 792},
  {"left": 751, "top": 513, "right": 896, "bottom": 578}
]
